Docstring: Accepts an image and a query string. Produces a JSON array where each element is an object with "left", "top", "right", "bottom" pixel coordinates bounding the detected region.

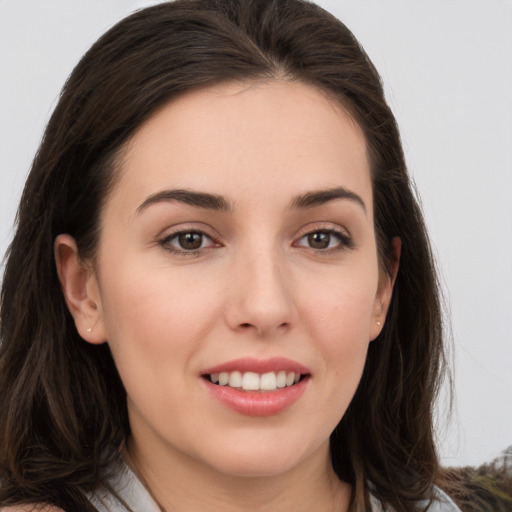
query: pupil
[
  {"left": 308, "top": 232, "right": 330, "bottom": 249},
  {"left": 179, "top": 232, "right": 202, "bottom": 250}
]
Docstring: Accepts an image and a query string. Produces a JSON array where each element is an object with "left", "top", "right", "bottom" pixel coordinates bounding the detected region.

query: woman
[{"left": 0, "top": 0, "right": 460, "bottom": 510}]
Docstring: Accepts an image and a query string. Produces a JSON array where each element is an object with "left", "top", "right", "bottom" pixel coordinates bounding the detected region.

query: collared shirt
[{"left": 88, "top": 461, "right": 461, "bottom": 512}]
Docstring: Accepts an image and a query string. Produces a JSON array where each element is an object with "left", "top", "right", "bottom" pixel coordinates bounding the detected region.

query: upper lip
[{"left": 202, "top": 357, "right": 310, "bottom": 375}]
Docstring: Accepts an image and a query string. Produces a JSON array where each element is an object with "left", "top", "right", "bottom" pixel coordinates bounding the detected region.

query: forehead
[{"left": 109, "top": 80, "right": 372, "bottom": 215}]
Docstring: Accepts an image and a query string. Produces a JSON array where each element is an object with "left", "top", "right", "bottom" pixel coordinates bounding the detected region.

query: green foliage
[{"left": 440, "top": 446, "right": 512, "bottom": 512}]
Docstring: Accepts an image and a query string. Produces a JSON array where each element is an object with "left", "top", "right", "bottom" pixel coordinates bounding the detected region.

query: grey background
[{"left": 1, "top": 0, "right": 511, "bottom": 467}]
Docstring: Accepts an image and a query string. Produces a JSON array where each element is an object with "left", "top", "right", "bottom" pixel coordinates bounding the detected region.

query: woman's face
[{"left": 74, "top": 81, "right": 395, "bottom": 477}]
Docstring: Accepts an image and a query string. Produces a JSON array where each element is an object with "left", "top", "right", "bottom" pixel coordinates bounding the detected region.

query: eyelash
[
  {"left": 158, "top": 227, "right": 353, "bottom": 256},
  {"left": 295, "top": 227, "right": 354, "bottom": 253},
  {"left": 159, "top": 230, "right": 218, "bottom": 256}
]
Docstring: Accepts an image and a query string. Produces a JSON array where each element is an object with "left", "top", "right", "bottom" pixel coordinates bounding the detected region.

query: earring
[
  {"left": 376, "top": 321, "right": 381, "bottom": 326},
  {"left": 87, "top": 327, "right": 92, "bottom": 332}
]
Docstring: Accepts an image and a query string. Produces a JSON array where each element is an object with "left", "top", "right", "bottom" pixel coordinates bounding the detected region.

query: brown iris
[
  {"left": 178, "top": 232, "right": 203, "bottom": 250},
  {"left": 307, "top": 231, "right": 331, "bottom": 249}
]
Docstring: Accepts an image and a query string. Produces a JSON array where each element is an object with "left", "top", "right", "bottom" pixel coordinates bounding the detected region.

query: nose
[{"left": 225, "top": 245, "right": 296, "bottom": 338}]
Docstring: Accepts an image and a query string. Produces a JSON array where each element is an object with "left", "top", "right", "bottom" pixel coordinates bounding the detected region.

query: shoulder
[
  {"left": 429, "top": 486, "right": 462, "bottom": 511},
  {"left": 89, "top": 458, "right": 161, "bottom": 512},
  {"left": 369, "top": 486, "right": 461, "bottom": 511}
]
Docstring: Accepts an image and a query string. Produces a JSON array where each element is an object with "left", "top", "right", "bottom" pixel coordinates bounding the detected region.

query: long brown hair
[{"left": 0, "top": 1, "right": 446, "bottom": 510}]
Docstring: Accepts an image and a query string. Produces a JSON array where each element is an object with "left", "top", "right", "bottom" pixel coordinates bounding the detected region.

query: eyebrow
[
  {"left": 136, "top": 189, "right": 233, "bottom": 213},
  {"left": 290, "top": 187, "right": 367, "bottom": 213},
  {"left": 136, "top": 185, "right": 366, "bottom": 215}
]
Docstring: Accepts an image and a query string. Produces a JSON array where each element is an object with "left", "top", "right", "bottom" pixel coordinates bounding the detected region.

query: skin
[{"left": 56, "top": 80, "right": 399, "bottom": 511}]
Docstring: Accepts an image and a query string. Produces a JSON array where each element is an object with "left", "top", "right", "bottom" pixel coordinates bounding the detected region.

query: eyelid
[
  {"left": 293, "top": 223, "right": 354, "bottom": 251},
  {"left": 157, "top": 221, "right": 218, "bottom": 240},
  {"left": 157, "top": 223, "right": 221, "bottom": 255},
  {"left": 294, "top": 222, "right": 351, "bottom": 239}
]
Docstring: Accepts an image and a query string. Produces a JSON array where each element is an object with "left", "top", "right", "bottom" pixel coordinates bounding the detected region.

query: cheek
[
  {"left": 297, "top": 266, "right": 377, "bottom": 398},
  {"left": 312, "top": 291, "right": 374, "bottom": 378},
  {"left": 98, "top": 260, "right": 222, "bottom": 374},
  {"left": 97, "top": 262, "right": 227, "bottom": 434},
  {"left": 299, "top": 266, "right": 378, "bottom": 345}
]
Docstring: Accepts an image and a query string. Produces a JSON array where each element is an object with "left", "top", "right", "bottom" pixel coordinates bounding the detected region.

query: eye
[
  {"left": 296, "top": 229, "right": 352, "bottom": 251},
  {"left": 160, "top": 230, "right": 215, "bottom": 253}
]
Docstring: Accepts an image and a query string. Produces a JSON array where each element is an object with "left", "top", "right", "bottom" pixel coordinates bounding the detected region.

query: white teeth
[
  {"left": 229, "top": 371, "right": 242, "bottom": 388},
  {"left": 260, "top": 372, "right": 277, "bottom": 391},
  {"left": 242, "top": 372, "right": 260, "bottom": 391},
  {"left": 210, "top": 370, "right": 302, "bottom": 391},
  {"left": 276, "top": 371, "right": 287, "bottom": 388}
]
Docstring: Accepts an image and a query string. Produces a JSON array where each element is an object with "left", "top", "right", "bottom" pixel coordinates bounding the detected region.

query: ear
[
  {"left": 370, "top": 237, "right": 401, "bottom": 341},
  {"left": 54, "top": 234, "right": 107, "bottom": 344}
]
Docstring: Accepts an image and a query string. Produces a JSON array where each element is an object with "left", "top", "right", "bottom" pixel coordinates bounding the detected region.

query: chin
[
  {"left": 211, "top": 452, "right": 304, "bottom": 479},
  {"left": 198, "top": 431, "right": 327, "bottom": 479}
]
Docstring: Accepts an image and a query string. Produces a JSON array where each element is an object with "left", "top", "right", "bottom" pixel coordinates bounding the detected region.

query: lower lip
[{"left": 202, "top": 377, "right": 309, "bottom": 417}]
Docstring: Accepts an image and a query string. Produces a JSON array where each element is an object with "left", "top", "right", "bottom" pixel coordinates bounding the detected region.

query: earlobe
[
  {"left": 54, "top": 234, "right": 106, "bottom": 344},
  {"left": 370, "top": 237, "right": 401, "bottom": 340}
]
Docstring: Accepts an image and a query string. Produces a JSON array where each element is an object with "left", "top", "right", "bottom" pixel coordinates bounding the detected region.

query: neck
[{"left": 125, "top": 437, "right": 351, "bottom": 512}]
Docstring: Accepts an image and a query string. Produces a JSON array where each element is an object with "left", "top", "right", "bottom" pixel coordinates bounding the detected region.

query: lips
[
  {"left": 201, "top": 357, "right": 310, "bottom": 416},
  {"left": 203, "top": 357, "right": 309, "bottom": 375}
]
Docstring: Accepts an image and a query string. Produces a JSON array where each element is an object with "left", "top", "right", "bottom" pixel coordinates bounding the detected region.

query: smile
[
  {"left": 201, "top": 358, "right": 310, "bottom": 416},
  {"left": 207, "top": 371, "right": 303, "bottom": 391}
]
